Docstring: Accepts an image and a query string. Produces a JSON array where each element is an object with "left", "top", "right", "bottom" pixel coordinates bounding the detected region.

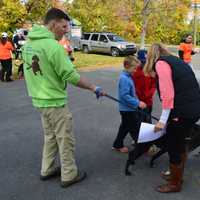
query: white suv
[{"left": 80, "top": 32, "right": 137, "bottom": 56}]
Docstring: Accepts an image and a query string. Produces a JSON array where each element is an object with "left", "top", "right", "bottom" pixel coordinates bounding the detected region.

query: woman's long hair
[{"left": 143, "top": 43, "right": 172, "bottom": 75}]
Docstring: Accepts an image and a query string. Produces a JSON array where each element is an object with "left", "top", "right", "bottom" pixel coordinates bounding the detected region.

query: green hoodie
[{"left": 22, "top": 25, "right": 80, "bottom": 108}]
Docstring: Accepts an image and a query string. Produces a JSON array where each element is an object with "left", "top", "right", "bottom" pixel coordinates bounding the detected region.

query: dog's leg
[
  {"left": 125, "top": 151, "right": 135, "bottom": 176},
  {"left": 125, "top": 160, "right": 134, "bottom": 176},
  {"left": 125, "top": 143, "right": 151, "bottom": 175},
  {"left": 149, "top": 149, "right": 167, "bottom": 168}
]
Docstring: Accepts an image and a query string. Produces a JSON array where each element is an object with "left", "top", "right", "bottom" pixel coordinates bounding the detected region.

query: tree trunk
[{"left": 140, "top": 0, "right": 151, "bottom": 49}]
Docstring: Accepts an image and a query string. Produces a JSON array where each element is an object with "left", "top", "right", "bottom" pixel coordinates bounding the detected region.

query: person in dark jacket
[
  {"left": 13, "top": 30, "right": 25, "bottom": 59},
  {"left": 144, "top": 43, "right": 200, "bottom": 193}
]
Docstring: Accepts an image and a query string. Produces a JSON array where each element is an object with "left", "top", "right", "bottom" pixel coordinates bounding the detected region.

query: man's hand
[
  {"left": 139, "top": 101, "right": 147, "bottom": 109},
  {"left": 154, "top": 122, "right": 165, "bottom": 132},
  {"left": 94, "top": 86, "right": 106, "bottom": 99},
  {"left": 76, "top": 78, "right": 106, "bottom": 98}
]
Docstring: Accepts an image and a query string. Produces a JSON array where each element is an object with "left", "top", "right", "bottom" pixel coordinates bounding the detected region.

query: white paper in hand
[{"left": 137, "top": 122, "right": 165, "bottom": 143}]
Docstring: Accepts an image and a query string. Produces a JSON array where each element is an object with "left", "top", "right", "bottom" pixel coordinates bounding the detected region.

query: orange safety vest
[
  {"left": 59, "top": 38, "right": 72, "bottom": 54},
  {"left": 0, "top": 41, "right": 14, "bottom": 60},
  {"left": 179, "top": 43, "right": 193, "bottom": 63}
]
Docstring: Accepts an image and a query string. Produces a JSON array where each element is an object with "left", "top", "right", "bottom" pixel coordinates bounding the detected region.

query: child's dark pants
[{"left": 113, "top": 111, "right": 140, "bottom": 148}]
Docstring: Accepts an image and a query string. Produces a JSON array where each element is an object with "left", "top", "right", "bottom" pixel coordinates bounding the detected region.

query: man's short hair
[{"left": 44, "top": 8, "right": 70, "bottom": 24}]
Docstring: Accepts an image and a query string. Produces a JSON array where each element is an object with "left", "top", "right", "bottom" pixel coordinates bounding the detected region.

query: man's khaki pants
[{"left": 38, "top": 106, "right": 78, "bottom": 181}]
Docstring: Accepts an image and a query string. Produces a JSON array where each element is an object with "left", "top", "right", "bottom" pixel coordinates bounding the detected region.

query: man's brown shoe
[
  {"left": 40, "top": 167, "right": 61, "bottom": 181},
  {"left": 60, "top": 171, "right": 87, "bottom": 188}
]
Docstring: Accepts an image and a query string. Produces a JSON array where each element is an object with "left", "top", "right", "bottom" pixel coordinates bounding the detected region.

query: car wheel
[
  {"left": 111, "top": 48, "right": 120, "bottom": 57},
  {"left": 83, "top": 45, "right": 89, "bottom": 54}
]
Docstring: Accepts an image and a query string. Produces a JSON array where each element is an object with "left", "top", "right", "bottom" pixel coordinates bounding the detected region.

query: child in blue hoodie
[{"left": 112, "top": 56, "right": 147, "bottom": 153}]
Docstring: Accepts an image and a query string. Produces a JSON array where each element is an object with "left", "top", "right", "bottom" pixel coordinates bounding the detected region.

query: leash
[{"left": 104, "top": 94, "right": 159, "bottom": 121}]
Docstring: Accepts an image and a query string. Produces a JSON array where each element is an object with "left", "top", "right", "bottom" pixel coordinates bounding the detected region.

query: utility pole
[
  {"left": 140, "top": 0, "right": 151, "bottom": 49},
  {"left": 194, "top": 1, "right": 198, "bottom": 46},
  {"left": 192, "top": 0, "right": 200, "bottom": 46}
]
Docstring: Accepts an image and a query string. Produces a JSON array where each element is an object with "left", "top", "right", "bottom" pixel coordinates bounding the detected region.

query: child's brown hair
[{"left": 123, "top": 55, "right": 140, "bottom": 70}]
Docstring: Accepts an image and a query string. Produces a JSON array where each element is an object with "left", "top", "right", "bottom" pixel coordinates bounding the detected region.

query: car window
[
  {"left": 91, "top": 34, "right": 99, "bottom": 41},
  {"left": 82, "top": 33, "right": 91, "bottom": 40},
  {"left": 99, "top": 35, "right": 108, "bottom": 42},
  {"left": 107, "top": 35, "right": 125, "bottom": 42}
]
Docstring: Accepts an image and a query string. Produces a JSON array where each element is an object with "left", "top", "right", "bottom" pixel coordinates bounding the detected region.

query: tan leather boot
[
  {"left": 161, "top": 153, "right": 187, "bottom": 182},
  {"left": 156, "top": 163, "right": 183, "bottom": 193}
]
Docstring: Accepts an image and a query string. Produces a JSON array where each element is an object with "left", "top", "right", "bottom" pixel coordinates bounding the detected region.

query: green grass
[{"left": 73, "top": 52, "right": 123, "bottom": 69}]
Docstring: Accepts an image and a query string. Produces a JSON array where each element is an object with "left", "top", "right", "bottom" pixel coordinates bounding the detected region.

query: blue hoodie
[{"left": 118, "top": 71, "right": 139, "bottom": 111}]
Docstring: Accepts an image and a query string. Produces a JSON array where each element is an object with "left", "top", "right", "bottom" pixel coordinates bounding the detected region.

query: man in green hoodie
[{"left": 22, "top": 8, "right": 104, "bottom": 188}]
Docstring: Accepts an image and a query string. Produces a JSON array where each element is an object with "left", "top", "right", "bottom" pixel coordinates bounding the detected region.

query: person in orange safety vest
[
  {"left": 59, "top": 36, "right": 75, "bottom": 62},
  {"left": 0, "top": 32, "right": 15, "bottom": 82}
]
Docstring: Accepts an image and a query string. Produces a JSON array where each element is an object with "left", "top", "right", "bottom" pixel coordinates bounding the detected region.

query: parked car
[
  {"left": 80, "top": 32, "right": 137, "bottom": 56},
  {"left": 71, "top": 36, "right": 81, "bottom": 50}
]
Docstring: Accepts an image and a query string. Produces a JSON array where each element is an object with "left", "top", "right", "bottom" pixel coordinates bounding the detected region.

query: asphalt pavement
[{"left": 0, "top": 54, "right": 200, "bottom": 200}]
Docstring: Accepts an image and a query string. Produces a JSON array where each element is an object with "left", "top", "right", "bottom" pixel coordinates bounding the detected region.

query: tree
[
  {"left": 66, "top": 0, "right": 191, "bottom": 44},
  {"left": 0, "top": 0, "right": 66, "bottom": 35},
  {"left": 146, "top": 0, "right": 190, "bottom": 44},
  {"left": 23, "top": 0, "right": 53, "bottom": 22},
  {"left": 0, "top": 0, "right": 192, "bottom": 45},
  {"left": 0, "top": 0, "right": 26, "bottom": 35},
  {"left": 65, "top": 0, "right": 139, "bottom": 38},
  {"left": 65, "top": 0, "right": 111, "bottom": 32},
  {"left": 140, "top": 0, "right": 151, "bottom": 48}
]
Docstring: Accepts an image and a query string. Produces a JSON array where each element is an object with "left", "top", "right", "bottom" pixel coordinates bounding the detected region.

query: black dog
[
  {"left": 125, "top": 123, "right": 200, "bottom": 176},
  {"left": 125, "top": 135, "right": 167, "bottom": 175}
]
